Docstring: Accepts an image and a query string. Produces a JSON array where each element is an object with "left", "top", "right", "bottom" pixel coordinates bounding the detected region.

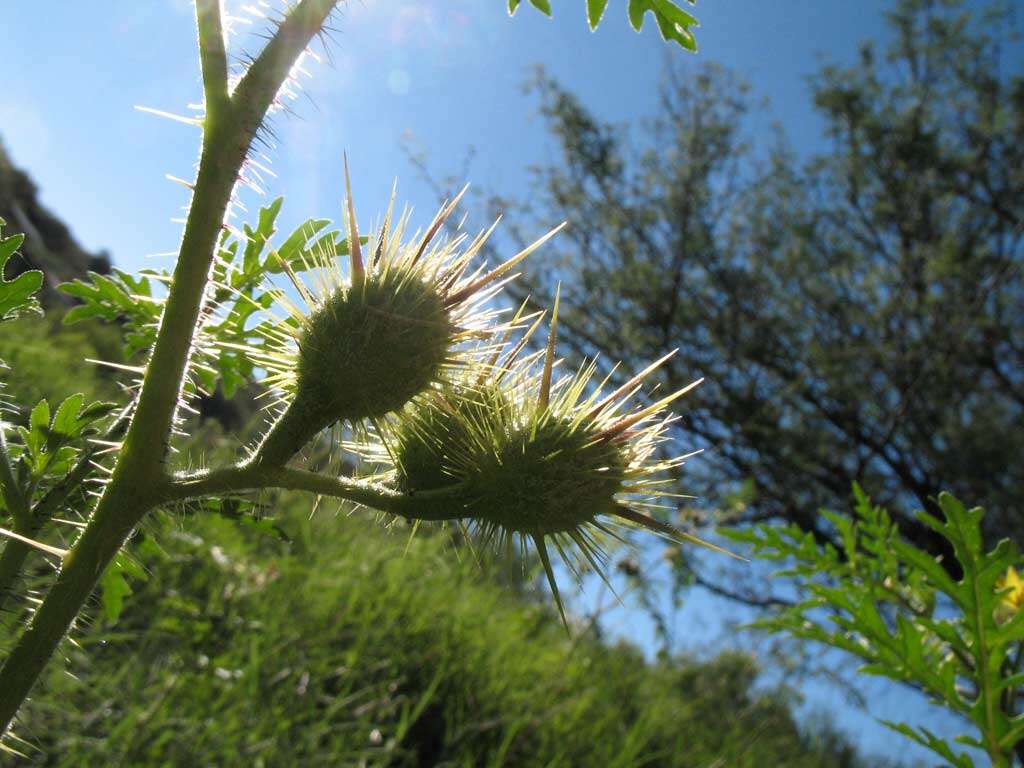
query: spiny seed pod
[
  {"left": 247, "top": 162, "right": 563, "bottom": 465},
  {"left": 379, "top": 291, "right": 734, "bottom": 622}
]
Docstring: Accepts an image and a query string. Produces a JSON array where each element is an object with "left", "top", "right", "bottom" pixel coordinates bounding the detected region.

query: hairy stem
[
  {"left": 169, "top": 464, "right": 467, "bottom": 522},
  {"left": 0, "top": 421, "right": 37, "bottom": 614},
  {"left": 0, "top": 0, "right": 341, "bottom": 735},
  {"left": 250, "top": 394, "right": 329, "bottom": 466},
  {"left": 0, "top": 447, "right": 98, "bottom": 614},
  {"left": 0, "top": 410, "right": 129, "bottom": 614},
  {"left": 196, "top": 0, "right": 230, "bottom": 121},
  {"left": 0, "top": 485, "right": 159, "bottom": 732},
  {"left": 120, "top": 0, "right": 339, "bottom": 480},
  {"left": 231, "top": 0, "right": 337, "bottom": 130},
  {"left": 0, "top": 423, "right": 30, "bottom": 531}
]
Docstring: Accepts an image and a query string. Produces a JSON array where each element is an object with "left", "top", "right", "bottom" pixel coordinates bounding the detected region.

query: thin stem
[
  {"left": 196, "top": 0, "right": 230, "bottom": 120},
  {"left": 231, "top": 0, "right": 338, "bottom": 135},
  {"left": 121, "top": 0, "right": 339, "bottom": 477},
  {"left": 0, "top": 423, "right": 30, "bottom": 531},
  {"left": 250, "top": 396, "right": 325, "bottom": 466},
  {"left": 0, "top": 447, "right": 98, "bottom": 614},
  {"left": 0, "top": 484, "right": 159, "bottom": 733},
  {"left": 169, "top": 464, "right": 468, "bottom": 522}
]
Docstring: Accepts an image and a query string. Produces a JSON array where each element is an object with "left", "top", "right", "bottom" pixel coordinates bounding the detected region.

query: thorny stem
[
  {"left": 0, "top": 446, "right": 99, "bottom": 614},
  {"left": 0, "top": 423, "right": 30, "bottom": 531},
  {"left": 0, "top": 422, "right": 35, "bottom": 614},
  {"left": 169, "top": 464, "right": 469, "bottom": 523},
  {"left": 196, "top": 0, "right": 230, "bottom": 121},
  {"left": 0, "top": 411, "right": 130, "bottom": 614},
  {"left": 250, "top": 396, "right": 328, "bottom": 466},
  {"left": 0, "top": 0, "right": 341, "bottom": 735}
]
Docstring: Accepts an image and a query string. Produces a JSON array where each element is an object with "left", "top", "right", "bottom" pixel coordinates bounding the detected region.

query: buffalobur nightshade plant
[
  {"left": 0, "top": 0, "right": 709, "bottom": 744},
  {"left": 729, "top": 489, "right": 1024, "bottom": 766}
]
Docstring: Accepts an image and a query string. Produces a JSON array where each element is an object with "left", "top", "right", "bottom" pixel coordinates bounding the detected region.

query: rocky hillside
[{"left": 0, "top": 138, "right": 110, "bottom": 305}]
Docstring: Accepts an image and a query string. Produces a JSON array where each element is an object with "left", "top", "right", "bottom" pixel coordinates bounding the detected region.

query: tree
[{"left": 503, "top": 0, "right": 1023, "bottom": 595}]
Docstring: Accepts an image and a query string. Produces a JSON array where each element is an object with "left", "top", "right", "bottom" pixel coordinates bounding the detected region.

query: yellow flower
[{"left": 997, "top": 566, "right": 1024, "bottom": 612}]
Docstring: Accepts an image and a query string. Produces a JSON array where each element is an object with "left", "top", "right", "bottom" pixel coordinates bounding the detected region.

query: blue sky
[
  {"left": 1, "top": 0, "right": 899, "bottom": 272},
  {"left": 2, "top": 1, "right": 1005, "bottom": 763}
]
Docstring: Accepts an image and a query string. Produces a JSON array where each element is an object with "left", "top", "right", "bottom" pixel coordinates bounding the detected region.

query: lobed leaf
[
  {"left": 508, "top": 0, "right": 699, "bottom": 51},
  {"left": 0, "top": 221, "right": 43, "bottom": 322},
  {"left": 737, "top": 486, "right": 1024, "bottom": 765},
  {"left": 99, "top": 552, "right": 147, "bottom": 623}
]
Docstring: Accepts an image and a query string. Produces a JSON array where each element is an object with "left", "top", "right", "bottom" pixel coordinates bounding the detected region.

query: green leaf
[
  {"left": 99, "top": 553, "right": 146, "bottom": 623},
  {"left": 51, "top": 393, "right": 85, "bottom": 440},
  {"left": 29, "top": 399, "right": 50, "bottom": 435},
  {"left": 243, "top": 197, "right": 284, "bottom": 275},
  {"left": 587, "top": 0, "right": 609, "bottom": 29},
  {"left": 266, "top": 218, "right": 332, "bottom": 274},
  {"left": 79, "top": 401, "right": 119, "bottom": 422},
  {"left": 506, "top": 0, "right": 699, "bottom": 50},
  {"left": 890, "top": 538, "right": 959, "bottom": 597},
  {"left": 58, "top": 269, "right": 164, "bottom": 361},
  {"left": 740, "top": 486, "right": 1023, "bottom": 764},
  {"left": 880, "top": 721, "right": 974, "bottom": 768},
  {"left": 0, "top": 227, "right": 43, "bottom": 321},
  {"left": 999, "top": 715, "right": 1024, "bottom": 751},
  {"left": 627, "top": 0, "right": 699, "bottom": 51}
]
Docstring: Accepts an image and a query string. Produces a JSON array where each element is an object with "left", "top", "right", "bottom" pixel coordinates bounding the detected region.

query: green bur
[
  {"left": 257, "top": 269, "right": 453, "bottom": 464},
  {"left": 394, "top": 384, "right": 627, "bottom": 535}
]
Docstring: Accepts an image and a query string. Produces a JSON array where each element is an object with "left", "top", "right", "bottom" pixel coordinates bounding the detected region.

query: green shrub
[
  {"left": 730, "top": 488, "right": 1024, "bottom": 767},
  {"left": 12, "top": 506, "right": 871, "bottom": 767}
]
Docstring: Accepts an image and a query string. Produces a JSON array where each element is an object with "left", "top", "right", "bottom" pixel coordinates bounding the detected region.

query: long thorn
[
  {"left": 344, "top": 153, "right": 364, "bottom": 289},
  {"left": 411, "top": 184, "right": 469, "bottom": 265},
  {"left": 374, "top": 179, "right": 397, "bottom": 266},
  {"left": 538, "top": 283, "right": 560, "bottom": 410},
  {"left": 496, "top": 310, "right": 547, "bottom": 382},
  {"left": 476, "top": 298, "right": 532, "bottom": 386},
  {"left": 612, "top": 506, "right": 745, "bottom": 560},
  {"left": 586, "top": 349, "right": 678, "bottom": 421},
  {"left": 598, "top": 378, "right": 703, "bottom": 439},
  {"left": 445, "top": 222, "right": 566, "bottom": 308},
  {"left": 533, "top": 533, "right": 569, "bottom": 629}
]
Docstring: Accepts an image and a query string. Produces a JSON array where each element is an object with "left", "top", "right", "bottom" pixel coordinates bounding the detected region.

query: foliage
[
  {"left": 501, "top": 0, "right": 1023, "bottom": 590},
  {"left": 10, "top": 396, "right": 114, "bottom": 487},
  {"left": 507, "top": 0, "right": 700, "bottom": 51},
  {"left": 58, "top": 199, "right": 360, "bottom": 398},
  {"left": 727, "top": 489, "right": 1024, "bottom": 767},
  {"left": 0, "top": 312, "right": 122, "bottom": 409},
  {"left": 8, "top": 508, "right": 877, "bottom": 767},
  {"left": 0, "top": 222, "right": 41, "bottom": 324}
]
